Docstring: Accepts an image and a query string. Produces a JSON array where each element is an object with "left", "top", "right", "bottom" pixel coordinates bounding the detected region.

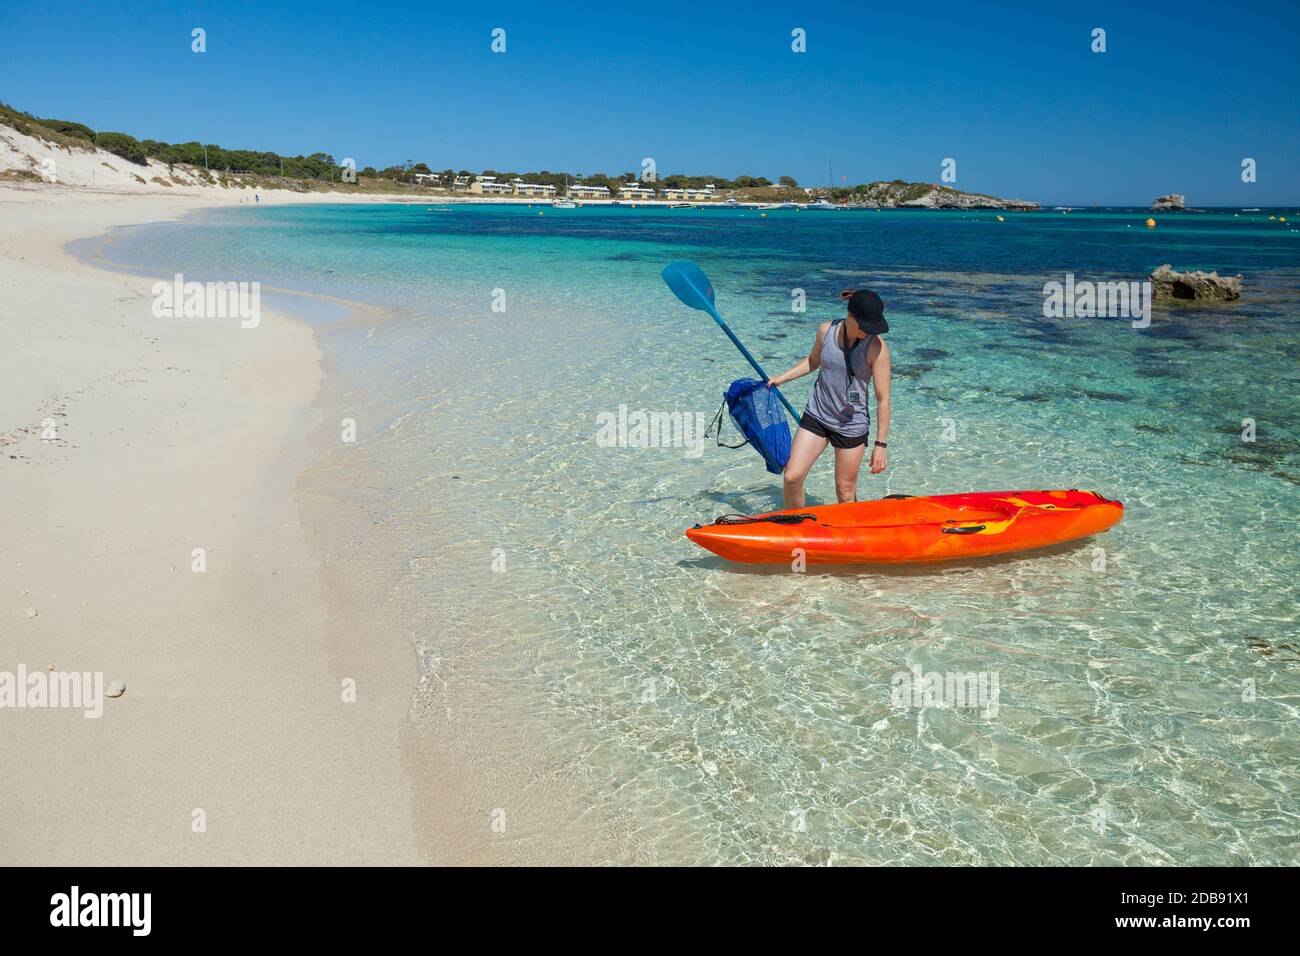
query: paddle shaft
[{"left": 702, "top": 303, "right": 801, "bottom": 421}]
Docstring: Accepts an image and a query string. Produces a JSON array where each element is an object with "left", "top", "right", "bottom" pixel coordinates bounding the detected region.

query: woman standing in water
[{"left": 766, "top": 289, "right": 891, "bottom": 507}]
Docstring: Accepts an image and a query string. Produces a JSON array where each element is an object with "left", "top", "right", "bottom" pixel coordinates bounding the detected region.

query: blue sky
[{"left": 2, "top": 0, "right": 1297, "bottom": 204}]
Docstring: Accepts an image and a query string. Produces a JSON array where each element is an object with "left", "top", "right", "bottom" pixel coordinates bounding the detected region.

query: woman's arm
[
  {"left": 768, "top": 322, "right": 828, "bottom": 387},
  {"left": 869, "top": 338, "right": 891, "bottom": 474}
]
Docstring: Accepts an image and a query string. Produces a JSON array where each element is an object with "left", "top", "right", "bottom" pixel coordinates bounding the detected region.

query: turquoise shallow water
[{"left": 99, "top": 204, "right": 1299, "bottom": 864}]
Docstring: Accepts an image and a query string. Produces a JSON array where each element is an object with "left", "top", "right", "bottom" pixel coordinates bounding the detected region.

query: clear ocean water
[{"left": 96, "top": 203, "right": 1299, "bottom": 864}]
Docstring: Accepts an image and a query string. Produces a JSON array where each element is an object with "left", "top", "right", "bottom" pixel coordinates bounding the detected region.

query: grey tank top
[{"left": 805, "top": 321, "right": 874, "bottom": 437}]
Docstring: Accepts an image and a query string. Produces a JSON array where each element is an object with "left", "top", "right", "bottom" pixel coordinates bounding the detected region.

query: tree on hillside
[
  {"left": 38, "top": 117, "right": 96, "bottom": 142},
  {"left": 97, "top": 132, "right": 148, "bottom": 166}
]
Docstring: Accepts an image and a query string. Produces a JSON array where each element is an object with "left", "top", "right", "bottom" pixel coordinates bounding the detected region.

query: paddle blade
[{"left": 661, "top": 260, "right": 716, "bottom": 313}]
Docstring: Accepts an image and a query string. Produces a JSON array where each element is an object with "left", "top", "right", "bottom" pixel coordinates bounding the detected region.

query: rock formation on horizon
[
  {"left": 1151, "top": 194, "right": 1186, "bottom": 211},
  {"left": 816, "top": 181, "right": 1037, "bottom": 210}
]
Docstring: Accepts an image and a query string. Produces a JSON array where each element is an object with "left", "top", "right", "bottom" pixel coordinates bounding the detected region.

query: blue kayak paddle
[{"left": 660, "top": 260, "right": 800, "bottom": 422}]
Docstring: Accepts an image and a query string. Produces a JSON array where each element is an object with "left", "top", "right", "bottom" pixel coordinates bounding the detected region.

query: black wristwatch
[{"left": 874, "top": 440, "right": 888, "bottom": 448}]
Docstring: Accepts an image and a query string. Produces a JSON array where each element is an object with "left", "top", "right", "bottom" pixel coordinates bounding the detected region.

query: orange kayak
[{"left": 685, "top": 489, "right": 1123, "bottom": 565}]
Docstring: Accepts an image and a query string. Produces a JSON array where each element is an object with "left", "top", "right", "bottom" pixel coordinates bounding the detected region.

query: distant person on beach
[{"left": 766, "top": 289, "right": 892, "bottom": 507}]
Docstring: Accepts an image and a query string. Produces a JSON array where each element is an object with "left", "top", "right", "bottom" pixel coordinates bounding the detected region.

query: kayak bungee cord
[{"left": 706, "top": 513, "right": 817, "bottom": 526}]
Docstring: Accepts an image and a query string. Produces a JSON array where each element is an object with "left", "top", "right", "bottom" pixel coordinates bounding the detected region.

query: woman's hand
[
  {"left": 766, "top": 376, "right": 783, "bottom": 388},
  {"left": 869, "top": 444, "right": 888, "bottom": 474}
]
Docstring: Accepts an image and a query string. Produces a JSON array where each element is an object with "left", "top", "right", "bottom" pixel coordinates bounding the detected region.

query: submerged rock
[
  {"left": 1149, "top": 264, "right": 1242, "bottom": 302},
  {"left": 1151, "top": 193, "right": 1186, "bottom": 211}
]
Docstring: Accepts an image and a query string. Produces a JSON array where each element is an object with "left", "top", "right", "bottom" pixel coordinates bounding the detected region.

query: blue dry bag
[{"left": 706, "top": 377, "right": 792, "bottom": 475}]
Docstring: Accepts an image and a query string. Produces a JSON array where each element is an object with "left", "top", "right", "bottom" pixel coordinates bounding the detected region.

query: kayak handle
[{"left": 942, "top": 524, "right": 987, "bottom": 535}]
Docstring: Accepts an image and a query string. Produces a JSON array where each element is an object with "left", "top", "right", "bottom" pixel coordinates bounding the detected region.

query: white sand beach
[
  {"left": 0, "top": 180, "right": 440, "bottom": 864},
  {"left": 0, "top": 114, "right": 570, "bottom": 863}
]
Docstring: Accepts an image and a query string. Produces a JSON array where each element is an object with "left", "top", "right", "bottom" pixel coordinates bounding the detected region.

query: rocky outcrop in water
[
  {"left": 1149, "top": 264, "right": 1242, "bottom": 301},
  {"left": 901, "top": 187, "right": 1037, "bottom": 210},
  {"left": 818, "top": 181, "right": 1038, "bottom": 210},
  {"left": 1151, "top": 193, "right": 1185, "bottom": 211}
]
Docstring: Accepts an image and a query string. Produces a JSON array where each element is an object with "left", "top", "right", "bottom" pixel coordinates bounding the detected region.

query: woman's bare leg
[
  {"left": 833, "top": 444, "right": 868, "bottom": 503},
  {"left": 783, "top": 427, "right": 828, "bottom": 508}
]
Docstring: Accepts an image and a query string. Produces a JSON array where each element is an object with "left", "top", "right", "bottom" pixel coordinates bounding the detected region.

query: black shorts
[{"left": 799, "top": 412, "right": 868, "bottom": 449}]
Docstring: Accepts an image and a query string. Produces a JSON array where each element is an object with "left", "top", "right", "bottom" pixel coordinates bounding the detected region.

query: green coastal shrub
[
  {"left": 97, "top": 132, "right": 149, "bottom": 166},
  {"left": 36, "top": 117, "right": 96, "bottom": 142}
]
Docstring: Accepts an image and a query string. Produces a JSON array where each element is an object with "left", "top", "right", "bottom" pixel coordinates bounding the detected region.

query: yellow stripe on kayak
[{"left": 959, "top": 496, "right": 1092, "bottom": 535}]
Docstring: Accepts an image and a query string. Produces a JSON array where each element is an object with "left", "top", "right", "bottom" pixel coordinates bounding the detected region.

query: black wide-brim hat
[{"left": 840, "top": 288, "right": 889, "bottom": 335}]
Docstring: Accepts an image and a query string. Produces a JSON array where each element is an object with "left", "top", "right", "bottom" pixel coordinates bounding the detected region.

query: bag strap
[{"left": 705, "top": 399, "right": 749, "bottom": 449}]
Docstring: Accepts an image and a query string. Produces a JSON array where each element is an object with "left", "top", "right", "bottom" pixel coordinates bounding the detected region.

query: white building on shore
[
  {"left": 471, "top": 175, "right": 513, "bottom": 195},
  {"left": 663, "top": 183, "right": 717, "bottom": 201},
  {"left": 618, "top": 181, "right": 657, "bottom": 200},
  {"left": 511, "top": 179, "right": 557, "bottom": 197},
  {"left": 567, "top": 183, "right": 610, "bottom": 199}
]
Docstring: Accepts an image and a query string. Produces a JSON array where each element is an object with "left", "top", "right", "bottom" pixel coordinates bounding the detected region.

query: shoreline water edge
[
  {"left": 0, "top": 188, "right": 438, "bottom": 864},
  {"left": 4, "top": 186, "right": 1297, "bottom": 866},
  {"left": 4, "top": 187, "right": 644, "bottom": 865}
]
